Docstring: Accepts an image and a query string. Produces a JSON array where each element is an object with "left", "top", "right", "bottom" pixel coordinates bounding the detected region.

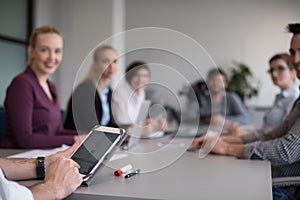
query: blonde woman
[
  {"left": 1, "top": 25, "right": 78, "bottom": 148},
  {"left": 64, "top": 45, "right": 118, "bottom": 131}
]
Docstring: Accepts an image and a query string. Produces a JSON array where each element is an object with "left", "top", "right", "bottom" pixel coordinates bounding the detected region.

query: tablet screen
[{"left": 71, "top": 130, "right": 119, "bottom": 175}]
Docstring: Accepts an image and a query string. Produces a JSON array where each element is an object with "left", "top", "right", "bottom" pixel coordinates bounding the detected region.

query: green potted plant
[{"left": 227, "top": 61, "right": 259, "bottom": 102}]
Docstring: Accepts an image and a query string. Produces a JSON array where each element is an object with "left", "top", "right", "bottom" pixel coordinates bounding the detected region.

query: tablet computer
[
  {"left": 122, "top": 100, "right": 151, "bottom": 150},
  {"left": 71, "top": 125, "right": 127, "bottom": 186}
]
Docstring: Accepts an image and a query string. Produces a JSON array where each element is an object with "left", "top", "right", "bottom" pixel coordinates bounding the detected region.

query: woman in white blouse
[
  {"left": 112, "top": 61, "right": 149, "bottom": 125},
  {"left": 112, "top": 61, "right": 167, "bottom": 137}
]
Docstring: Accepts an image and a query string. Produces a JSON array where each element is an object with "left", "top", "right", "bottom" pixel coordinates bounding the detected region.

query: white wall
[
  {"left": 125, "top": 0, "right": 300, "bottom": 107},
  {"left": 35, "top": 0, "right": 124, "bottom": 108},
  {"left": 35, "top": 0, "right": 300, "bottom": 109}
]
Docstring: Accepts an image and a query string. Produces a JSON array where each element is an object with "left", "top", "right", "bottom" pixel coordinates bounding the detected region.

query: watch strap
[{"left": 36, "top": 157, "right": 45, "bottom": 180}]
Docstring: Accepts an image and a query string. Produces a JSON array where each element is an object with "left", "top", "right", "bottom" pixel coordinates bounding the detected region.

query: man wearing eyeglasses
[{"left": 193, "top": 23, "right": 300, "bottom": 200}]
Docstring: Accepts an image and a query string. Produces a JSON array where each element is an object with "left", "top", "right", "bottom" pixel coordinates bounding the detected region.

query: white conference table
[{"left": 1, "top": 135, "right": 272, "bottom": 200}]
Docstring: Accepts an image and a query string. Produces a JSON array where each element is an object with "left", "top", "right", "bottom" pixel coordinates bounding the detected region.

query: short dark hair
[
  {"left": 207, "top": 68, "right": 228, "bottom": 83},
  {"left": 125, "top": 61, "right": 150, "bottom": 83},
  {"left": 287, "top": 23, "right": 300, "bottom": 35}
]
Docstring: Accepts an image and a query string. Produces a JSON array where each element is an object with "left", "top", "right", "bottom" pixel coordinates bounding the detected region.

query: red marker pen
[{"left": 114, "top": 164, "right": 133, "bottom": 176}]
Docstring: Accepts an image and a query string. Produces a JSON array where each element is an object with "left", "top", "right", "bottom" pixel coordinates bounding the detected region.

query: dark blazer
[{"left": 64, "top": 79, "right": 117, "bottom": 132}]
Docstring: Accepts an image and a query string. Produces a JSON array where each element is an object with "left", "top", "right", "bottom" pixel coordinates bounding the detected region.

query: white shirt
[
  {"left": 112, "top": 82, "right": 145, "bottom": 125},
  {"left": 0, "top": 168, "right": 34, "bottom": 200}
]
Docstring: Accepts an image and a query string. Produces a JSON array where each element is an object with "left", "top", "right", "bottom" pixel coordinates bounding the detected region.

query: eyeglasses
[{"left": 267, "top": 65, "right": 290, "bottom": 74}]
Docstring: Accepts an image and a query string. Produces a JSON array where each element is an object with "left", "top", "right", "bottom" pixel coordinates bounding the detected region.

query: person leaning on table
[
  {"left": 0, "top": 25, "right": 79, "bottom": 149},
  {"left": 0, "top": 142, "right": 82, "bottom": 200},
  {"left": 192, "top": 23, "right": 300, "bottom": 200},
  {"left": 197, "top": 68, "right": 249, "bottom": 126}
]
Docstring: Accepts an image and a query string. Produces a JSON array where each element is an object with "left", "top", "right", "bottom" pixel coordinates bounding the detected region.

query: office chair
[
  {"left": 273, "top": 176, "right": 300, "bottom": 187},
  {"left": 0, "top": 107, "right": 4, "bottom": 142}
]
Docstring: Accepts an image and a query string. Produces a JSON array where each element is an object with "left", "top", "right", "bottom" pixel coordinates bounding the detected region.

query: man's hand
[
  {"left": 45, "top": 140, "right": 80, "bottom": 172},
  {"left": 226, "top": 122, "right": 250, "bottom": 136},
  {"left": 192, "top": 135, "right": 245, "bottom": 158},
  {"left": 30, "top": 157, "right": 82, "bottom": 199},
  {"left": 192, "top": 136, "right": 228, "bottom": 155}
]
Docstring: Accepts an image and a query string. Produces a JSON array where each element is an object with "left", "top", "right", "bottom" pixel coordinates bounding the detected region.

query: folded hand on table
[
  {"left": 141, "top": 117, "right": 168, "bottom": 138},
  {"left": 225, "top": 122, "right": 250, "bottom": 136},
  {"left": 192, "top": 135, "right": 228, "bottom": 155}
]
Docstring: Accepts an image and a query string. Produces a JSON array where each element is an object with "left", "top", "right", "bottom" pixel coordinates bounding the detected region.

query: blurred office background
[{"left": 1, "top": 0, "right": 300, "bottom": 127}]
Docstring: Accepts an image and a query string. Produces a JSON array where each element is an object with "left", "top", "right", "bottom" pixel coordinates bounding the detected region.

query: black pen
[{"left": 124, "top": 169, "right": 140, "bottom": 179}]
